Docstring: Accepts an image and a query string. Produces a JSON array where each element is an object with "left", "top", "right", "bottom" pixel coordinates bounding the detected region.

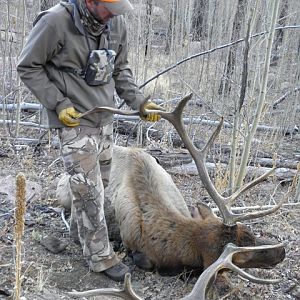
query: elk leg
[
  {"left": 157, "top": 265, "right": 185, "bottom": 276},
  {"left": 131, "top": 251, "right": 154, "bottom": 271}
]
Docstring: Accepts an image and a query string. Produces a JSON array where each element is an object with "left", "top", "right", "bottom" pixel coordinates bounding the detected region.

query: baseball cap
[{"left": 97, "top": 0, "right": 133, "bottom": 16}]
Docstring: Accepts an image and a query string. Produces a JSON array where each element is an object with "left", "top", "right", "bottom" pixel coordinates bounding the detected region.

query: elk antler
[
  {"left": 67, "top": 273, "right": 142, "bottom": 299},
  {"left": 181, "top": 243, "right": 283, "bottom": 300},
  {"left": 79, "top": 93, "right": 284, "bottom": 225},
  {"left": 65, "top": 243, "right": 283, "bottom": 300}
]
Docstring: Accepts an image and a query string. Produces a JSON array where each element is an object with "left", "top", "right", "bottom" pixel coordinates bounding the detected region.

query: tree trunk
[
  {"left": 218, "top": 0, "right": 246, "bottom": 95},
  {"left": 271, "top": 0, "right": 288, "bottom": 65},
  {"left": 40, "top": 0, "right": 57, "bottom": 11},
  {"left": 165, "top": 0, "right": 177, "bottom": 54},
  {"left": 191, "top": 0, "right": 208, "bottom": 41},
  {"left": 144, "top": 0, "right": 153, "bottom": 57}
]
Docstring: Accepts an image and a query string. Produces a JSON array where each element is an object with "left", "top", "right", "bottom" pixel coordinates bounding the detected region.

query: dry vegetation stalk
[{"left": 14, "top": 173, "right": 26, "bottom": 300}]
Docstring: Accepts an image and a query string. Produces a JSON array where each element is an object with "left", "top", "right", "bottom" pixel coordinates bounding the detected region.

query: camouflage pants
[{"left": 58, "top": 123, "right": 119, "bottom": 272}]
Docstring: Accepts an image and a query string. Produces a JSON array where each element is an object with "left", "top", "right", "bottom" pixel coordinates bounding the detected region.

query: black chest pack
[
  {"left": 84, "top": 47, "right": 116, "bottom": 86},
  {"left": 57, "top": 0, "right": 116, "bottom": 86}
]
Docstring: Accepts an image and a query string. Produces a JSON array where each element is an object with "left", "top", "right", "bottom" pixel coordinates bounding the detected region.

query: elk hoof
[{"left": 131, "top": 251, "right": 154, "bottom": 271}]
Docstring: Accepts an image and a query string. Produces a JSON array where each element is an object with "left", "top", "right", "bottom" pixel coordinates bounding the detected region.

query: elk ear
[
  {"left": 188, "top": 204, "right": 201, "bottom": 219},
  {"left": 196, "top": 202, "right": 216, "bottom": 220},
  {"left": 188, "top": 202, "right": 216, "bottom": 220},
  {"left": 220, "top": 224, "right": 239, "bottom": 247},
  {"left": 236, "top": 222, "right": 256, "bottom": 246}
]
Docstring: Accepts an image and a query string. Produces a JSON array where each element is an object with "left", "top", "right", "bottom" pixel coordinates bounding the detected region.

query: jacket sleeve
[
  {"left": 17, "top": 16, "right": 73, "bottom": 114},
  {"left": 112, "top": 18, "right": 145, "bottom": 110}
]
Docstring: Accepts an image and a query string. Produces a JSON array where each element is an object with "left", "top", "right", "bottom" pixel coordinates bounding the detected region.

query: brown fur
[{"left": 106, "top": 146, "right": 285, "bottom": 273}]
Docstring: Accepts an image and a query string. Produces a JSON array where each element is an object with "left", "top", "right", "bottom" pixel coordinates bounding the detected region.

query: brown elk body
[{"left": 106, "top": 145, "right": 285, "bottom": 274}]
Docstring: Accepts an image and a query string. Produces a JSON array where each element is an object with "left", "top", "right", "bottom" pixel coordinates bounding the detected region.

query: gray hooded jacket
[{"left": 17, "top": 1, "right": 144, "bottom": 128}]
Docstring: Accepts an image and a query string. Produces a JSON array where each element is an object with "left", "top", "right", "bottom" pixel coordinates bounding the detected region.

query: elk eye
[{"left": 221, "top": 240, "right": 227, "bottom": 248}]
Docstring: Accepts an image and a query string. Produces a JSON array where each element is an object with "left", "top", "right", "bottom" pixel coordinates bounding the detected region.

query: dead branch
[
  {"left": 0, "top": 120, "right": 48, "bottom": 129},
  {"left": 272, "top": 87, "right": 300, "bottom": 109},
  {"left": 0, "top": 103, "right": 42, "bottom": 111},
  {"left": 213, "top": 203, "right": 300, "bottom": 213},
  {"left": 139, "top": 25, "right": 300, "bottom": 88}
]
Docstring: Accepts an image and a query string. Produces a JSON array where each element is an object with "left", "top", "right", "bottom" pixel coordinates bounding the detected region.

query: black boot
[{"left": 103, "top": 262, "right": 131, "bottom": 282}]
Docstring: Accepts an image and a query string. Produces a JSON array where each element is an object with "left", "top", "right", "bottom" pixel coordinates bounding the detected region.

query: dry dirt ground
[{"left": 0, "top": 132, "right": 299, "bottom": 300}]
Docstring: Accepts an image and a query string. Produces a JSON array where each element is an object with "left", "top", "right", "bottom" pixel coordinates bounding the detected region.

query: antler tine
[
  {"left": 67, "top": 273, "right": 143, "bottom": 299},
  {"left": 202, "top": 117, "right": 224, "bottom": 157},
  {"left": 79, "top": 95, "right": 149, "bottom": 119},
  {"left": 157, "top": 93, "right": 201, "bottom": 157},
  {"left": 79, "top": 106, "right": 140, "bottom": 118},
  {"left": 169, "top": 93, "right": 193, "bottom": 121},
  {"left": 227, "top": 168, "right": 286, "bottom": 222},
  {"left": 182, "top": 243, "right": 283, "bottom": 300},
  {"left": 181, "top": 243, "right": 234, "bottom": 300},
  {"left": 229, "top": 264, "right": 281, "bottom": 284},
  {"left": 227, "top": 195, "right": 286, "bottom": 223},
  {"left": 226, "top": 243, "right": 284, "bottom": 284},
  {"left": 229, "top": 167, "right": 276, "bottom": 205}
]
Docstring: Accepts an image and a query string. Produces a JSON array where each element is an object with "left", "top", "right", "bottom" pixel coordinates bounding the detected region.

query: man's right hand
[{"left": 58, "top": 107, "right": 81, "bottom": 127}]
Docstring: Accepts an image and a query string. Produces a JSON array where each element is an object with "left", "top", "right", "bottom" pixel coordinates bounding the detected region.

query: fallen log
[
  {"left": 0, "top": 120, "right": 48, "bottom": 129},
  {"left": 249, "top": 157, "right": 299, "bottom": 169},
  {"left": 168, "top": 162, "right": 297, "bottom": 182},
  {"left": 1, "top": 137, "right": 48, "bottom": 145},
  {"left": 0, "top": 103, "right": 42, "bottom": 111},
  {"left": 150, "top": 148, "right": 299, "bottom": 170}
]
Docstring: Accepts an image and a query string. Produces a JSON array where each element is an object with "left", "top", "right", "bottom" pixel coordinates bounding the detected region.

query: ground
[{"left": 0, "top": 131, "right": 299, "bottom": 300}]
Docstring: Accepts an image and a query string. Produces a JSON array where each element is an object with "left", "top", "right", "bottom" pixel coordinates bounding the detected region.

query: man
[{"left": 17, "top": 0, "right": 161, "bottom": 282}]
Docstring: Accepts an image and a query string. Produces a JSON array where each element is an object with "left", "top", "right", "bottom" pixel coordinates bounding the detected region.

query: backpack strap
[{"left": 50, "top": 64, "right": 85, "bottom": 77}]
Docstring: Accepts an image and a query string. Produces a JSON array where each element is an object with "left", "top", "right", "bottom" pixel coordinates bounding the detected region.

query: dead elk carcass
[
  {"left": 107, "top": 145, "right": 285, "bottom": 274},
  {"left": 57, "top": 94, "right": 285, "bottom": 277}
]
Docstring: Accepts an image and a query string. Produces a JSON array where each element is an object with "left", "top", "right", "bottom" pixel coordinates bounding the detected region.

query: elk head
[{"left": 189, "top": 202, "right": 285, "bottom": 270}]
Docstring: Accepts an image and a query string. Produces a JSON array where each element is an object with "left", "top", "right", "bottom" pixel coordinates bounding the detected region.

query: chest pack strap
[{"left": 48, "top": 62, "right": 85, "bottom": 77}]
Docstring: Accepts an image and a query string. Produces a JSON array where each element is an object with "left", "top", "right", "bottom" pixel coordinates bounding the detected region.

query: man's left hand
[{"left": 140, "top": 101, "right": 162, "bottom": 122}]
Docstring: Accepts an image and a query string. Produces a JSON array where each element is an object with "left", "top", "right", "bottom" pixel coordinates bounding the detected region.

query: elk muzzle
[{"left": 233, "top": 237, "right": 285, "bottom": 269}]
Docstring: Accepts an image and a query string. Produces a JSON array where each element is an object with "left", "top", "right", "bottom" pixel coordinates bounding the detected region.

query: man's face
[{"left": 85, "top": 0, "right": 115, "bottom": 24}]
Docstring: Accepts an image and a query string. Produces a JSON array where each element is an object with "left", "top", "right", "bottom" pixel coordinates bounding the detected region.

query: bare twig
[
  {"left": 273, "top": 87, "right": 300, "bottom": 109},
  {"left": 212, "top": 202, "right": 300, "bottom": 213},
  {"left": 61, "top": 209, "right": 70, "bottom": 231}
]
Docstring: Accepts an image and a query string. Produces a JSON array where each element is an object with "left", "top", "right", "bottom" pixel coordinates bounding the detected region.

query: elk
[
  {"left": 104, "top": 144, "right": 285, "bottom": 274},
  {"left": 59, "top": 93, "right": 285, "bottom": 298}
]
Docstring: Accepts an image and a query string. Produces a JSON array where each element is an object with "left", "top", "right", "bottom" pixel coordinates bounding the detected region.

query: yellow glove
[
  {"left": 140, "top": 101, "right": 162, "bottom": 122},
  {"left": 58, "top": 107, "right": 81, "bottom": 127}
]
